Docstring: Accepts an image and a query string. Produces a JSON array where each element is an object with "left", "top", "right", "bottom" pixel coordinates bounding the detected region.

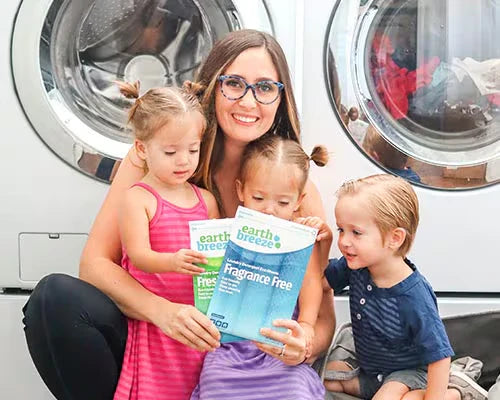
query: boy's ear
[
  {"left": 294, "top": 192, "right": 306, "bottom": 212},
  {"left": 134, "top": 139, "right": 147, "bottom": 161},
  {"left": 235, "top": 179, "right": 244, "bottom": 203},
  {"left": 387, "top": 227, "right": 407, "bottom": 251}
]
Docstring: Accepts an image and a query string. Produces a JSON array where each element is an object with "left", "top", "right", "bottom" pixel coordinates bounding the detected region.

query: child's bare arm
[
  {"left": 119, "top": 187, "right": 206, "bottom": 274},
  {"left": 424, "top": 357, "right": 451, "bottom": 400},
  {"left": 295, "top": 216, "right": 333, "bottom": 271}
]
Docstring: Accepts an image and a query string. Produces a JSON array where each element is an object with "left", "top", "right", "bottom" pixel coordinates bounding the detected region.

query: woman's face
[{"left": 215, "top": 47, "right": 281, "bottom": 146}]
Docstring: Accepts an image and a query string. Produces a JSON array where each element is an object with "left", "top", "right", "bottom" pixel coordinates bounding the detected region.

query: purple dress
[{"left": 190, "top": 341, "right": 325, "bottom": 400}]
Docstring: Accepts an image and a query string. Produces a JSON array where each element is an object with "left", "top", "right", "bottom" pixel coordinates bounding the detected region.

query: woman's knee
[
  {"left": 23, "top": 274, "right": 77, "bottom": 322},
  {"left": 23, "top": 273, "right": 124, "bottom": 331}
]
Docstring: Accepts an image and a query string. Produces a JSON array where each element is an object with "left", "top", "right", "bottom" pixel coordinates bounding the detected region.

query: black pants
[{"left": 22, "top": 274, "right": 127, "bottom": 400}]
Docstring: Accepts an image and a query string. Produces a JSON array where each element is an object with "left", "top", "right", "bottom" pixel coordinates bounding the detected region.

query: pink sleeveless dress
[{"left": 114, "top": 182, "right": 208, "bottom": 400}]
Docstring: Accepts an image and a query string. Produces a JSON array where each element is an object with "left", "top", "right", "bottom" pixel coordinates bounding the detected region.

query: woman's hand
[
  {"left": 153, "top": 298, "right": 221, "bottom": 352},
  {"left": 254, "top": 319, "right": 308, "bottom": 366}
]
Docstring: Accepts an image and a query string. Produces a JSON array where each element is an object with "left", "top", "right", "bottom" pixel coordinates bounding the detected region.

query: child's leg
[
  {"left": 372, "top": 381, "right": 410, "bottom": 400},
  {"left": 324, "top": 360, "right": 361, "bottom": 396},
  {"left": 401, "top": 389, "right": 461, "bottom": 400},
  {"left": 374, "top": 385, "right": 461, "bottom": 400}
]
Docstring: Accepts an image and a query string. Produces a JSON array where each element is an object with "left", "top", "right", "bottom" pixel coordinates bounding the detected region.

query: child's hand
[
  {"left": 168, "top": 249, "right": 207, "bottom": 275},
  {"left": 298, "top": 321, "right": 315, "bottom": 359},
  {"left": 295, "top": 216, "right": 333, "bottom": 242}
]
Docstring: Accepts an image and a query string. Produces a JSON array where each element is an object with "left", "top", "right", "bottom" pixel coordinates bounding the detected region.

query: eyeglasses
[{"left": 218, "top": 75, "right": 284, "bottom": 105}]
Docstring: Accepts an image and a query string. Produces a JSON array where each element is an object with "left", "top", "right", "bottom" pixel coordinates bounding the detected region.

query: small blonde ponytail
[
  {"left": 116, "top": 80, "right": 141, "bottom": 123},
  {"left": 309, "top": 145, "right": 329, "bottom": 167},
  {"left": 117, "top": 80, "right": 140, "bottom": 99},
  {"left": 183, "top": 80, "right": 207, "bottom": 99}
]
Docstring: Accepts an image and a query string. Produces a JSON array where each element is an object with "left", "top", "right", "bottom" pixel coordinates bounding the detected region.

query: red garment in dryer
[
  {"left": 371, "top": 34, "right": 440, "bottom": 119},
  {"left": 488, "top": 94, "right": 500, "bottom": 106}
]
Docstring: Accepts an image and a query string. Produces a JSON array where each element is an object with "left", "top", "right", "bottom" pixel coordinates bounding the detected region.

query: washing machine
[
  {"left": 1, "top": 0, "right": 302, "bottom": 397},
  {"left": 301, "top": 0, "right": 500, "bottom": 325}
]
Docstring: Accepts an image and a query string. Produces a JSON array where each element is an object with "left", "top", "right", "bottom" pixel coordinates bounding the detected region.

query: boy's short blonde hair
[{"left": 337, "top": 174, "right": 419, "bottom": 256}]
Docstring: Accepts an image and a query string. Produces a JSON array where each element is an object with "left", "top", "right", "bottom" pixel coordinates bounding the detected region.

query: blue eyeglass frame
[{"left": 217, "top": 75, "right": 284, "bottom": 105}]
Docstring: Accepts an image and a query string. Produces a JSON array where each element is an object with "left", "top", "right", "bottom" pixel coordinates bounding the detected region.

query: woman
[{"left": 22, "top": 29, "right": 335, "bottom": 399}]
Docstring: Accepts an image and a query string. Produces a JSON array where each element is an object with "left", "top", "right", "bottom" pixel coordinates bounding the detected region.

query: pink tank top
[{"left": 114, "top": 182, "right": 209, "bottom": 400}]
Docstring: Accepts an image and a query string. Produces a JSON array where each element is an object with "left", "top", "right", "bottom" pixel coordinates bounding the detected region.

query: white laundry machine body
[
  {"left": 301, "top": 0, "right": 500, "bottom": 324},
  {"left": 1, "top": 0, "right": 302, "bottom": 398}
]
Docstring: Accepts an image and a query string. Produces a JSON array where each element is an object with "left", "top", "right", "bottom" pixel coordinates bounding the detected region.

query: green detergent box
[{"left": 189, "top": 218, "right": 234, "bottom": 314}]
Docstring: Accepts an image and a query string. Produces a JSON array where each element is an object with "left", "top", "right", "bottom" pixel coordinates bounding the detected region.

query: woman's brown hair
[
  {"left": 188, "top": 30, "right": 301, "bottom": 208},
  {"left": 240, "top": 135, "right": 328, "bottom": 193}
]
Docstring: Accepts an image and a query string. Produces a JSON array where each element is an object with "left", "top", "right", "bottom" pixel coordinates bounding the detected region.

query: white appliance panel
[
  {"left": 302, "top": 0, "right": 500, "bottom": 294},
  {"left": 1, "top": 1, "right": 106, "bottom": 289}
]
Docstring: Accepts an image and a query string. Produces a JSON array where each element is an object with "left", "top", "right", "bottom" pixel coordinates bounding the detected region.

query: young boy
[{"left": 305, "top": 174, "right": 487, "bottom": 399}]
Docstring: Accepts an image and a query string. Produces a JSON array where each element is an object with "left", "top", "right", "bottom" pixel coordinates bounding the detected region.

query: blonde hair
[
  {"left": 188, "top": 30, "right": 301, "bottom": 212},
  {"left": 117, "top": 80, "right": 206, "bottom": 142},
  {"left": 240, "top": 135, "right": 328, "bottom": 193},
  {"left": 337, "top": 174, "right": 419, "bottom": 256}
]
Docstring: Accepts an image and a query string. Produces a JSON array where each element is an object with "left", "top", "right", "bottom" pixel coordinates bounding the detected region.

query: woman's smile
[{"left": 232, "top": 113, "right": 259, "bottom": 124}]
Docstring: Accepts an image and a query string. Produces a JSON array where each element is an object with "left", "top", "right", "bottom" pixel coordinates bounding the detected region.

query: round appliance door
[
  {"left": 12, "top": 0, "right": 272, "bottom": 183},
  {"left": 326, "top": 0, "right": 500, "bottom": 189}
]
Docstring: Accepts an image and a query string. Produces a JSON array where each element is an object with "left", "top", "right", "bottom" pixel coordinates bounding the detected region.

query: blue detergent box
[{"left": 206, "top": 206, "right": 317, "bottom": 345}]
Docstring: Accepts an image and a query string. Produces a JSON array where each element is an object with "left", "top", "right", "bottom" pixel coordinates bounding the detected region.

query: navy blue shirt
[
  {"left": 325, "top": 257, "right": 454, "bottom": 376},
  {"left": 388, "top": 167, "right": 422, "bottom": 184}
]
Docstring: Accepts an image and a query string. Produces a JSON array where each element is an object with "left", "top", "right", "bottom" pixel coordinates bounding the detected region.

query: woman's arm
[
  {"left": 80, "top": 148, "right": 220, "bottom": 351},
  {"left": 309, "top": 285, "right": 335, "bottom": 362},
  {"left": 296, "top": 179, "right": 336, "bottom": 360},
  {"left": 297, "top": 244, "right": 323, "bottom": 354},
  {"left": 80, "top": 148, "right": 158, "bottom": 321}
]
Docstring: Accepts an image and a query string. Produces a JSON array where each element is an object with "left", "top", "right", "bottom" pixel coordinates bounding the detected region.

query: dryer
[
  {"left": 301, "top": 0, "right": 500, "bottom": 324},
  {"left": 1, "top": 0, "right": 302, "bottom": 397}
]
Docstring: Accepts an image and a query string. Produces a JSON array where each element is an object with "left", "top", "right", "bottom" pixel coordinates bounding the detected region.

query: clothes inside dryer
[
  {"left": 325, "top": 0, "right": 500, "bottom": 189},
  {"left": 368, "top": 0, "right": 500, "bottom": 150}
]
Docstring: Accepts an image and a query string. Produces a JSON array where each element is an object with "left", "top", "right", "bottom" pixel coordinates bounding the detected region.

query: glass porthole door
[
  {"left": 12, "top": 0, "right": 272, "bottom": 182},
  {"left": 326, "top": 0, "right": 500, "bottom": 189}
]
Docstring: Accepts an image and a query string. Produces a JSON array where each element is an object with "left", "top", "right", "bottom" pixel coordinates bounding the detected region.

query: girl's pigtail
[
  {"left": 117, "top": 80, "right": 140, "bottom": 99},
  {"left": 309, "top": 145, "right": 329, "bottom": 167},
  {"left": 116, "top": 80, "right": 141, "bottom": 122},
  {"left": 183, "top": 80, "right": 206, "bottom": 100}
]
